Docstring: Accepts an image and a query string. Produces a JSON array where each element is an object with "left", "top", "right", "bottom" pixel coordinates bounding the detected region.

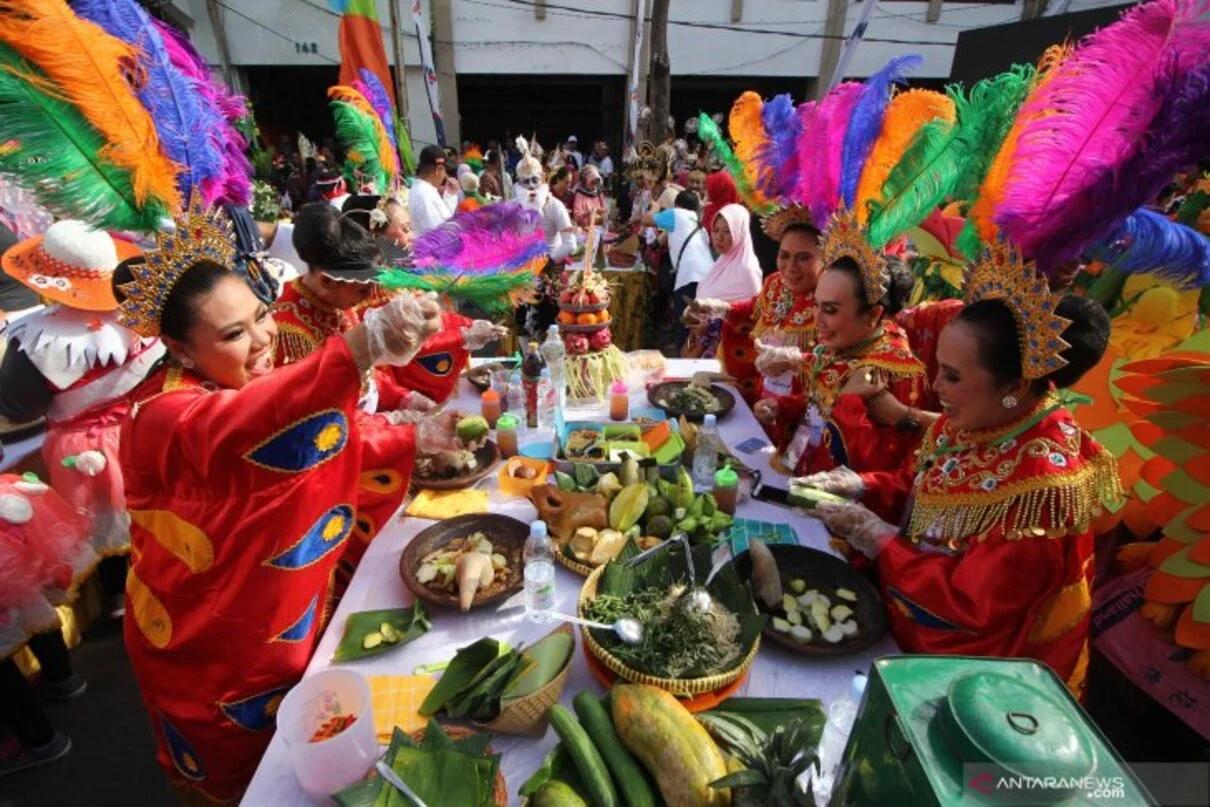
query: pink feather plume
[{"left": 795, "top": 82, "right": 862, "bottom": 225}]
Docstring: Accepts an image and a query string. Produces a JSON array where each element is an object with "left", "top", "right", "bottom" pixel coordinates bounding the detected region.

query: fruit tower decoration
[{"left": 556, "top": 229, "right": 626, "bottom": 400}]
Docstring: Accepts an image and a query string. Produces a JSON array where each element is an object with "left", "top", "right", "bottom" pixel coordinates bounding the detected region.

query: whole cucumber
[
  {"left": 534, "top": 780, "right": 590, "bottom": 807},
  {"left": 548, "top": 705, "right": 619, "bottom": 807},
  {"left": 572, "top": 691, "right": 658, "bottom": 807}
]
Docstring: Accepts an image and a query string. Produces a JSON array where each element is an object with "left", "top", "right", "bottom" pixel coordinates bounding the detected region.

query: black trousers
[
  {"left": 0, "top": 630, "right": 72, "bottom": 747},
  {"left": 98, "top": 555, "right": 127, "bottom": 598}
]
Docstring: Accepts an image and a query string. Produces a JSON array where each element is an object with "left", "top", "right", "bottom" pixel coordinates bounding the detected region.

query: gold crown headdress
[
  {"left": 821, "top": 205, "right": 887, "bottom": 306},
  {"left": 761, "top": 204, "right": 816, "bottom": 241},
  {"left": 118, "top": 194, "right": 237, "bottom": 337},
  {"left": 965, "top": 241, "right": 1071, "bottom": 380}
]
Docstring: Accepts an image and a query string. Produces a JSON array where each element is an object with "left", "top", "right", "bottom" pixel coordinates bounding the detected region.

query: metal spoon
[
  {"left": 544, "top": 611, "right": 645, "bottom": 645},
  {"left": 376, "top": 760, "right": 429, "bottom": 807},
  {"left": 686, "top": 545, "right": 733, "bottom": 614}
]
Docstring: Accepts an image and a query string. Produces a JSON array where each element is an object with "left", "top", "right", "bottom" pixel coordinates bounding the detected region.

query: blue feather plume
[
  {"left": 839, "top": 54, "right": 923, "bottom": 207},
  {"left": 1088, "top": 207, "right": 1210, "bottom": 288},
  {"left": 358, "top": 68, "right": 398, "bottom": 149},
  {"left": 755, "top": 93, "right": 802, "bottom": 201},
  {"left": 74, "top": 0, "right": 224, "bottom": 203}
]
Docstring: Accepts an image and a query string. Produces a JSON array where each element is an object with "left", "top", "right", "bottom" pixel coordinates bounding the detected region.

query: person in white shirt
[
  {"left": 408, "top": 145, "right": 458, "bottom": 235},
  {"left": 588, "top": 140, "right": 614, "bottom": 180},
  {"left": 514, "top": 138, "right": 575, "bottom": 263},
  {"left": 563, "top": 135, "right": 584, "bottom": 170}
]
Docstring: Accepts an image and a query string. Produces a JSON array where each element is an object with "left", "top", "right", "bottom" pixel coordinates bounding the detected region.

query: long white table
[{"left": 244, "top": 359, "right": 898, "bottom": 806}]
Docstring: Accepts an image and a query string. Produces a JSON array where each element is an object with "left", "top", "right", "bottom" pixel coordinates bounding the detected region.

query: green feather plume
[
  {"left": 0, "top": 43, "right": 168, "bottom": 232},
  {"left": 395, "top": 112, "right": 416, "bottom": 175},
  {"left": 331, "top": 99, "right": 388, "bottom": 191},
  {"left": 954, "top": 219, "right": 984, "bottom": 261},
  {"left": 697, "top": 113, "right": 774, "bottom": 213},
  {"left": 867, "top": 65, "right": 1034, "bottom": 248},
  {"left": 377, "top": 267, "right": 532, "bottom": 317}
]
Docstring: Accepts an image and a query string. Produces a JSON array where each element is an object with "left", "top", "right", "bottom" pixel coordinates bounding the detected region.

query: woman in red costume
[
  {"left": 805, "top": 243, "right": 1119, "bottom": 697},
  {"left": 753, "top": 211, "right": 927, "bottom": 475},
  {"left": 685, "top": 213, "right": 823, "bottom": 404},
  {"left": 116, "top": 202, "right": 468, "bottom": 802}
]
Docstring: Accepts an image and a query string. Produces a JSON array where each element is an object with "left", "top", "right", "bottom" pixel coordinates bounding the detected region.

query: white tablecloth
[{"left": 243, "top": 359, "right": 898, "bottom": 806}]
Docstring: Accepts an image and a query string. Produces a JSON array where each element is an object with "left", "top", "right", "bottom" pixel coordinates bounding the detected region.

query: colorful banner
[
  {"left": 331, "top": 0, "right": 397, "bottom": 107},
  {"left": 411, "top": 0, "right": 446, "bottom": 146}
]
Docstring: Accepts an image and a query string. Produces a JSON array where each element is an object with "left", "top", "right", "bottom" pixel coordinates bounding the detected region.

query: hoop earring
[{"left": 1001, "top": 395, "right": 1018, "bottom": 409}]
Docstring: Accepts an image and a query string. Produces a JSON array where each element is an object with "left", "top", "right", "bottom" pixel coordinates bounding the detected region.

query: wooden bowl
[
  {"left": 733, "top": 543, "right": 887, "bottom": 657},
  {"left": 412, "top": 441, "right": 500, "bottom": 490},
  {"left": 400, "top": 514, "right": 527, "bottom": 611}
]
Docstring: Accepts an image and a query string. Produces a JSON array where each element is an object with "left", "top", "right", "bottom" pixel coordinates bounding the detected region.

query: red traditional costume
[
  {"left": 772, "top": 321, "right": 925, "bottom": 476},
  {"left": 894, "top": 298, "right": 963, "bottom": 408},
  {"left": 858, "top": 397, "right": 1120, "bottom": 696},
  {"left": 121, "top": 338, "right": 415, "bottom": 801},
  {"left": 718, "top": 271, "right": 817, "bottom": 404}
]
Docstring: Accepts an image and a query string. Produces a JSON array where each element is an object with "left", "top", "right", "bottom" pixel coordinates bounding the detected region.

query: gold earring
[{"left": 1001, "top": 394, "right": 1018, "bottom": 409}]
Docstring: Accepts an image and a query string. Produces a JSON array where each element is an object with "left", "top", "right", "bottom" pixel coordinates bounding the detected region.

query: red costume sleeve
[
  {"left": 372, "top": 367, "right": 411, "bottom": 411},
  {"left": 718, "top": 300, "right": 759, "bottom": 404},
  {"left": 859, "top": 463, "right": 916, "bottom": 525},
  {"left": 346, "top": 411, "right": 415, "bottom": 558},
  {"left": 771, "top": 391, "right": 807, "bottom": 451},
  {"left": 878, "top": 526, "right": 1093, "bottom": 690},
  {"left": 387, "top": 311, "right": 472, "bottom": 403}
]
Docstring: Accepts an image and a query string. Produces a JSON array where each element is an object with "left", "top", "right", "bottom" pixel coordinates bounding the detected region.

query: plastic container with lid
[
  {"left": 609, "top": 379, "right": 629, "bottom": 421},
  {"left": 713, "top": 463, "right": 739, "bottom": 515},
  {"left": 496, "top": 413, "right": 520, "bottom": 458}
]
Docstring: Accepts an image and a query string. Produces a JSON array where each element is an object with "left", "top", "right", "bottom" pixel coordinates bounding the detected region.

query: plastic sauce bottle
[
  {"left": 523, "top": 520, "right": 555, "bottom": 621},
  {"left": 713, "top": 464, "right": 739, "bottom": 515},
  {"left": 496, "top": 413, "right": 520, "bottom": 459},
  {"left": 609, "top": 379, "right": 629, "bottom": 421},
  {"left": 691, "top": 413, "right": 720, "bottom": 491},
  {"left": 480, "top": 388, "right": 501, "bottom": 428}
]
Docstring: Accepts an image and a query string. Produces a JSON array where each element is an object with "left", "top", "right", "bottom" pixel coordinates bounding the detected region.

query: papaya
[
  {"left": 611, "top": 684, "right": 729, "bottom": 806},
  {"left": 534, "top": 781, "right": 590, "bottom": 807}
]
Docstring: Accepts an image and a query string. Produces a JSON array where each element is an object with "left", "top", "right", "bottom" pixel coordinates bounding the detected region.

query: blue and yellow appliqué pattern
[
  {"left": 265, "top": 505, "right": 354, "bottom": 569},
  {"left": 272, "top": 595, "right": 319, "bottom": 643},
  {"left": 159, "top": 713, "right": 205, "bottom": 781},
  {"left": 244, "top": 410, "right": 349, "bottom": 473},
  {"left": 219, "top": 686, "right": 290, "bottom": 731},
  {"left": 886, "top": 587, "right": 974, "bottom": 632},
  {"left": 415, "top": 351, "right": 454, "bottom": 376}
]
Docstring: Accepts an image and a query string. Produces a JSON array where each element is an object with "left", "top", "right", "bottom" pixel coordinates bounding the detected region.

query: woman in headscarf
[
  {"left": 683, "top": 204, "right": 763, "bottom": 357},
  {"left": 571, "top": 165, "right": 606, "bottom": 228}
]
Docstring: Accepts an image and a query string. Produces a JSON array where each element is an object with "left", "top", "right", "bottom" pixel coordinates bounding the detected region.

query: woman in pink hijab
[
  {"left": 683, "top": 203, "right": 763, "bottom": 356},
  {"left": 698, "top": 204, "right": 763, "bottom": 301}
]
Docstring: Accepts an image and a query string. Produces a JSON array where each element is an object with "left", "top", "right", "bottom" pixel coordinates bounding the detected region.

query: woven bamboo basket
[
  {"left": 555, "top": 549, "right": 596, "bottom": 577},
  {"left": 478, "top": 622, "right": 574, "bottom": 736},
  {"left": 402, "top": 725, "right": 507, "bottom": 806},
  {"left": 577, "top": 565, "right": 761, "bottom": 696}
]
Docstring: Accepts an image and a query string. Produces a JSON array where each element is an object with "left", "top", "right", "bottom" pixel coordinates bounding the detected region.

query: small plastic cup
[{"left": 277, "top": 668, "right": 378, "bottom": 799}]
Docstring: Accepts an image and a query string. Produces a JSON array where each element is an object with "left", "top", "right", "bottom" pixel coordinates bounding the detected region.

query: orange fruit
[
  {"left": 557, "top": 310, "right": 575, "bottom": 324},
  {"left": 597, "top": 311, "right": 610, "bottom": 324},
  {"left": 576, "top": 312, "right": 596, "bottom": 326}
]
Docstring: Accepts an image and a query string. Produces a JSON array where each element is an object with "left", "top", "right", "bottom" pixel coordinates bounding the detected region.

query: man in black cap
[{"left": 408, "top": 144, "right": 458, "bottom": 236}]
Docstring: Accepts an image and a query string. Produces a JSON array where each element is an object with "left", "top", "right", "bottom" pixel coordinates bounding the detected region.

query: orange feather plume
[
  {"left": 327, "top": 84, "right": 399, "bottom": 180},
  {"left": 969, "top": 44, "right": 1070, "bottom": 243},
  {"left": 728, "top": 90, "right": 769, "bottom": 207},
  {"left": 854, "top": 89, "right": 956, "bottom": 225},
  {"left": 0, "top": 0, "right": 181, "bottom": 210}
]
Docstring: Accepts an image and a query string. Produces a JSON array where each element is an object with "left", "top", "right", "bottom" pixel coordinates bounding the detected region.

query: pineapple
[{"left": 700, "top": 713, "right": 820, "bottom": 806}]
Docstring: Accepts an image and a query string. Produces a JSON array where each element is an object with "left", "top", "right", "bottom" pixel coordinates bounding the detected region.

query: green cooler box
[{"left": 830, "top": 656, "right": 1153, "bottom": 806}]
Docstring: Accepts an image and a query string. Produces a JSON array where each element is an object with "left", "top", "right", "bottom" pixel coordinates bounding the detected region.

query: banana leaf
[
  {"left": 502, "top": 629, "right": 574, "bottom": 701},
  {"left": 703, "top": 697, "right": 826, "bottom": 746},
  {"left": 419, "top": 638, "right": 502, "bottom": 716},
  {"left": 445, "top": 650, "right": 525, "bottom": 721},
  {"left": 333, "top": 604, "right": 431, "bottom": 662}
]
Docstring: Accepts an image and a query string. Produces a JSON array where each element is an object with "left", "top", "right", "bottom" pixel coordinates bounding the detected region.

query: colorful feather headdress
[
  {"left": 377, "top": 202, "right": 544, "bottom": 316},
  {"left": 329, "top": 84, "right": 399, "bottom": 193}
]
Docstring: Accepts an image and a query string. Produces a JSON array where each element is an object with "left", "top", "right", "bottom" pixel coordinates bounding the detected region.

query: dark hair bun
[
  {"left": 292, "top": 201, "right": 381, "bottom": 272},
  {"left": 1047, "top": 295, "right": 1110, "bottom": 388},
  {"left": 881, "top": 255, "right": 913, "bottom": 317}
]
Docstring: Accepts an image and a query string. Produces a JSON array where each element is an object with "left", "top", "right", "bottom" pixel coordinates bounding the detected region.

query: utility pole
[
  {"left": 386, "top": 0, "right": 412, "bottom": 174},
  {"left": 647, "top": 0, "right": 671, "bottom": 144},
  {"left": 431, "top": 0, "right": 461, "bottom": 146},
  {"left": 203, "top": 0, "right": 235, "bottom": 88},
  {"left": 815, "top": 0, "right": 848, "bottom": 99}
]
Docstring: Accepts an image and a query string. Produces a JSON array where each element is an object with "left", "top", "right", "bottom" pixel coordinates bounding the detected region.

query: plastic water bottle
[
  {"left": 507, "top": 370, "right": 525, "bottom": 420},
  {"left": 691, "top": 413, "right": 720, "bottom": 491},
  {"left": 812, "top": 673, "right": 865, "bottom": 801},
  {"left": 538, "top": 368, "right": 557, "bottom": 429},
  {"left": 523, "top": 521, "right": 556, "bottom": 621},
  {"left": 540, "top": 324, "right": 567, "bottom": 410}
]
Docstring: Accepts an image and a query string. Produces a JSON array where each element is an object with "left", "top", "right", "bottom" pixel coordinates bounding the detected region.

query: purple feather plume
[
  {"left": 840, "top": 54, "right": 923, "bottom": 207},
  {"left": 754, "top": 93, "right": 801, "bottom": 201},
  {"left": 73, "top": 0, "right": 225, "bottom": 204},
  {"left": 412, "top": 202, "right": 546, "bottom": 272},
  {"left": 796, "top": 82, "right": 862, "bottom": 224},
  {"left": 357, "top": 68, "right": 398, "bottom": 149},
  {"left": 152, "top": 20, "right": 252, "bottom": 206},
  {"left": 1088, "top": 207, "right": 1210, "bottom": 287},
  {"left": 996, "top": 0, "right": 1210, "bottom": 273}
]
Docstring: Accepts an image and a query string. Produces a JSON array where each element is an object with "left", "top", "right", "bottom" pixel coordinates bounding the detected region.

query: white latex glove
[
  {"left": 70, "top": 450, "right": 108, "bottom": 477},
  {"left": 380, "top": 409, "right": 427, "bottom": 426},
  {"left": 753, "top": 398, "right": 779, "bottom": 425},
  {"left": 791, "top": 467, "right": 864, "bottom": 499},
  {"left": 814, "top": 502, "right": 896, "bottom": 559},
  {"left": 461, "top": 320, "right": 509, "bottom": 351},
  {"left": 404, "top": 391, "right": 439, "bottom": 413},
  {"left": 0, "top": 493, "right": 32, "bottom": 525},
  {"left": 363, "top": 293, "right": 442, "bottom": 367},
  {"left": 754, "top": 339, "right": 803, "bottom": 378}
]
